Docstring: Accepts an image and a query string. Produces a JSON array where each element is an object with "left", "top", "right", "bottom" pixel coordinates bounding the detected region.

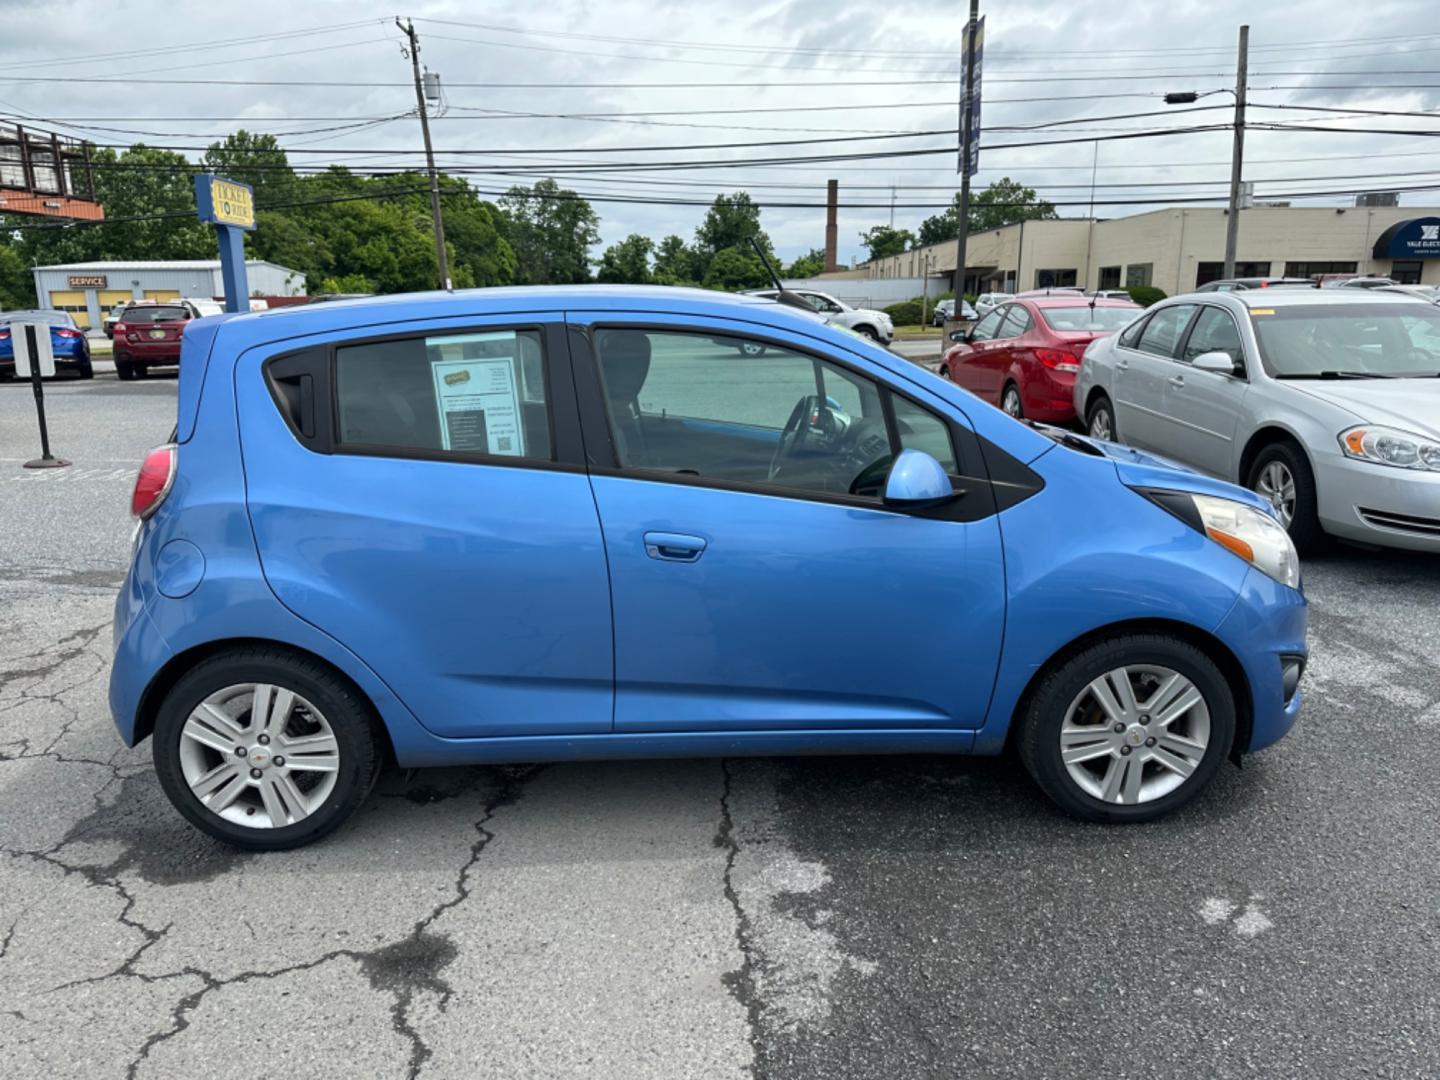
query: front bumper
[
  {"left": 1315, "top": 453, "right": 1440, "bottom": 553},
  {"left": 1213, "top": 566, "right": 1308, "bottom": 754}
]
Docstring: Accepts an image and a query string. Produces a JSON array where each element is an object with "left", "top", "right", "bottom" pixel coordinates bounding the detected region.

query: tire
[
  {"left": 938, "top": 364, "right": 950, "bottom": 379},
  {"left": 115, "top": 355, "right": 137, "bottom": 381},
  {"left": 856, "top": 325, "right": 880, "bottom": 342},
  {"left": 152, "top": 647, "right": 383, "bottom": 850},
  {"left": 736, "top": 342, "right": 766, "bottom": 357},
  {"left": 1247, "top": 441, "right": 1325, "bottom": 554},
  {"left": 77, "top": 361, "right": 94, "bottom": 380},
  {"left": 1002, "top": 382, "right": 1024, "bottom": 419},
  {"left": 1086, "top": 394, "right": 1116, "bottom": 442},
  {"left": 1016, "top": 634, "right": 1236, "bottom": 823}
]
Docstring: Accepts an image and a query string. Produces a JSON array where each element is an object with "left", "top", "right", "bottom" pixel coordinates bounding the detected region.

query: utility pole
[
  {"left": 396, "top": 17, "right": 451, "bottom": 290},
  {"left": 1223, "top": 24, "right": 1249, "bottom": 280},
  {"left": 951, "top": 0, "right": 979, "bottom": 302}
]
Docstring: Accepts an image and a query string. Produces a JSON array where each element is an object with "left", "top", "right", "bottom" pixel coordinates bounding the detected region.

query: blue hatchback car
[{"left": 110, "top": 287, "right": 1307, "bottom": 849}]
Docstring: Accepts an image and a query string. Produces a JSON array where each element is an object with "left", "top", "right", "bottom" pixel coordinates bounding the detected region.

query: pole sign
[
  {"left": 12, "top": 319, "right": 56, "bottom": 379},
  {"left": 959, "top": 16, "right": 985, "bottom": 177},
  {"left": 194, "top": 174, "right": 255, "bottom": 314}
]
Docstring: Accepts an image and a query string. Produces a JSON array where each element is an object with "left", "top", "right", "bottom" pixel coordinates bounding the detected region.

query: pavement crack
[{"left": 716, "top": 759, "right": 763, "bottom": 1076}]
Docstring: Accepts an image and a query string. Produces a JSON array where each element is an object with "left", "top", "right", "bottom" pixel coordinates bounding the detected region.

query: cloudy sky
[{"left": 2, "top": 0, "right": 1438, "bottom": 264}]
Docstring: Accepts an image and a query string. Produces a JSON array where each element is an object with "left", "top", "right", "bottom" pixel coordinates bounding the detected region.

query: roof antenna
[{"left": 750, "top": 238, "right": 814, "bottom": 314}]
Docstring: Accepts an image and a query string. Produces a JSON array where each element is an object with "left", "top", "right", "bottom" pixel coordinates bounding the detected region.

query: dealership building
[
  {"left": 28, "top": 260, "right": 304, "bottom": 329},
  {"left": 846, "top": 205, "right": 1440, "bottom": 296}
]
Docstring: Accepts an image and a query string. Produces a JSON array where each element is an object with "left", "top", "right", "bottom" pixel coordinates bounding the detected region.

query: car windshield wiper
[
  {"left": 1274, "top": 370, "right": 1393, "bottom": 380},
  {"left": 1029, "top": 422, "right": 1106, "bottom": 457}
]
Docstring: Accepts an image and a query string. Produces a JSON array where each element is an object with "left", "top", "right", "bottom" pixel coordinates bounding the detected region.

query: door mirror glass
[
  {"left": 949, "top": 329, "right": 968, "bottom": 343},
  {"left": 1191, "top": 350, "right": 1235, "bottom": 374},
  {"left": 883, "top": 449, "right": 953, "bottom": 507}
]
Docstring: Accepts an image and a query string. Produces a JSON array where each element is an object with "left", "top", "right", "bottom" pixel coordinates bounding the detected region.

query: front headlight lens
[
  {"left": 1339, "top": 425, "right": 1440, "bottom": 472},
  {"left": 1190, "top": 494, "right": 1301, "bottom": 589}
]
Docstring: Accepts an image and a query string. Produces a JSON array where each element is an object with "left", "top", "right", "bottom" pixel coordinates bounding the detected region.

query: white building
[
  {"left": 29, "top": 260, "right": 304, "bottom": 329},
  {"left": 850, "top": 206, "right": 1440, "bottom": 297}
]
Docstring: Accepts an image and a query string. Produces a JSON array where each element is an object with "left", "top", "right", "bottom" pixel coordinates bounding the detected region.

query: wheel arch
[
  {"left": 1237, "top": 424, "right": 1309, "bottom": 487},
  {"left": 133, "top": 637, "right": 396, "bottom": 761},
  {"left": 1083, "top": 384, "right": 1112, "bottom": 419},
  {"left": 1001, "top": 617, "right": 1253, "bottom": 765}
]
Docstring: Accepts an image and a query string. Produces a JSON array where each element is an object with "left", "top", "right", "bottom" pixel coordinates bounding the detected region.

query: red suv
[
  {"left": 112, "top": 304, "right": 194, "bottom": 380},
  {"left": 940, "top": 296, "right": 1140, "bottom": 423}
]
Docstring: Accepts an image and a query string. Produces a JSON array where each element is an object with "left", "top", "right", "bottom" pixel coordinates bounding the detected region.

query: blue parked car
[
  {"left": 0, "top": 309, "right": 94, "bottom": 379},
  {"left": 110, "top": 287, "right": 1307, "bottom": 849}
]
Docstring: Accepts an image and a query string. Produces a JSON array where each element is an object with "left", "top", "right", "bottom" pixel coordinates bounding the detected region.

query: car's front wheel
[
  {"left": 152, "top": 648, "right": 382, "bottom": 850},
  {"left": 1248, "top": 441, "right": 1324, "bottom": 553},
  {"left": 856, "top": 325, "right": 880, "bottom": 342},
  {"left": 1017, "top": 634, "right": 1235, "bottom": 823}
]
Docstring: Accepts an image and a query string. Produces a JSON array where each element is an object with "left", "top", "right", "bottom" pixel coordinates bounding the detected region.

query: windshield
[
  {"left": 0, "top": 310, "right": 72, "bottom": 327},
  {"left": 1252, "top": 303, "right": 1440, "bottom": 378},
  {"left": 121, "top": 305, "right": 189, "bottom": 324},
  {"left": 1039, "top": 306, "right": 1139, "bottom": 332}
]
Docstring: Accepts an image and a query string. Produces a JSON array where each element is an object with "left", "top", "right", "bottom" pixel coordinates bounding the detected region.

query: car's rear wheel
[
  {"left": 1002, "top": 383, "right": 1024, "bottom": 419},
  {"left": 152, "top": 648, "right": 382, "bottom": 850},
  {"left": 1248, "top": 441, "right": 1324, "bottom": 554},
  {"left": 76, "top": 361, "right": 94, "bottom": 380},
  {"left": 1017, "top": 634, "right": 1235, "bottom": 823},
  {"left": 1086, "top": 394, "right": 1116, "bottom": 441},
  {"left": 115, "top": 355, "right": 137, "bottom": 381}
]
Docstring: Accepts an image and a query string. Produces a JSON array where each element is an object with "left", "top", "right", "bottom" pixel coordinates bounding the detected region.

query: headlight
[
  {"left": 1191, "top": 494, "right": 1301, "bottom": 589},
  {"left": 1339, "top": 425, "right": 1440, "bottom": 472}
]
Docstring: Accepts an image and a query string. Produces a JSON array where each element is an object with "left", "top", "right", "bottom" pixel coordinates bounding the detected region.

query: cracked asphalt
[{"left": 2, "top": 372, "right": 1438, "bottom": 1079}]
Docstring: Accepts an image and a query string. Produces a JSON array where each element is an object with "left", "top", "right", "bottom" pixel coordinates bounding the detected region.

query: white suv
[{"left": 744, "top": 289, "right": 893, "bottom": 344}]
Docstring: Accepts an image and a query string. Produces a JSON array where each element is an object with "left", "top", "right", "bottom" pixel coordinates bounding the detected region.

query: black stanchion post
[{"left": 21, "top": 322, "right": 70, "bottom": 470}]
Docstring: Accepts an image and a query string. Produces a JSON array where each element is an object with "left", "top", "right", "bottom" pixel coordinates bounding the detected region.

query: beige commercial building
[{"left": 854, "top": 205, "right": 1440, "bottom": 296}]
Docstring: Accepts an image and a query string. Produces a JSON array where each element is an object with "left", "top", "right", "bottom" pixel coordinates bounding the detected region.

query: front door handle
[
  {"left": 644, "top": 531, "right": 707, "bottom": 562},
  {"left": 1115, "top": 358, "right": 1129, "bottom": 371},
  {"left": 1168, "top": 375, "right": 1185, "bottom": 389}
]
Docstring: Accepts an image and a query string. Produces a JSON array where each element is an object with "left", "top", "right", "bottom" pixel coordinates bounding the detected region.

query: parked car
[
  {"left": 939, "top": 296, "right": 1141, "bottom": 423},
  {"left": 180, "top": 297, "right": 225, "bottom": 318},
  {"left": 0, "top": 309, "right": 93, "bottom": 380},
  {"left": 930, "top": 298, "right": 978, "bottom": 326},
  {"left": 974, "top": 292, "right": 1011, "bottom": 316},
  {"left": 111, "top": 303, "right": 195, "bottom": 380},
  {"left": 1333, "top": 277, "right": 1397, "bottom": 290},
  {"left": 104, "top": 301, "right": 132, "bottom": 338},
  {"left": 742, "top": 288, "right": 893, "bottom": 343},
  {"left": 1087, "top": 290, "right": 1135, "bottom": 302},
  {"left": 1015, "top": 287, "right": 1086, "bottom": 299},
  {"left": 1074, "top": 289, "right": 1440, "bottom": 554},
  {"left": 1377, "top": 284, "right": 1439, "bottom": 303},
  {"left": 1194, "top": 278, "right": 1319, "bottom": 293},
  {"left": 111, "top": 286, "right": 1306, "bottom": 848}
]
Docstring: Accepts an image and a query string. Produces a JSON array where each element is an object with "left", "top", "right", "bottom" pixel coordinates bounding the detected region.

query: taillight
[
  {"left": 0, "top": 328, "right": 9, "bottom": 340},
  {"left": 113, "top": 322, "right": 126, "bottom": 335},
  {"left": 131, "top": 444, "right": 177, "bottom": 519},
  {"left": 1036, "top": 348, "right": 1081, "bottom": 373},
  {"left": 55, "top": 328, "right": 82, "bottom": 339}
]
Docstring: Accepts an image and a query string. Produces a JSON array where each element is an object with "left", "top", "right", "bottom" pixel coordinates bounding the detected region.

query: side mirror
[
  {"left": 948, "top": 329, "right": 968, "bottom": 343},
  {"left": 1191, "top": 350, "right": 1236, "bottom": 375},
  {"left": 883, "top": 449, "right": 955, "bottom": 509}
]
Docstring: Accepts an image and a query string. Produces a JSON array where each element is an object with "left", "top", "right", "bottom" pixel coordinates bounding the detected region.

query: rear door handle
[
  {"left": 1168, "top": 375, "right": 1185, "bottom": 388},
  {"left": 644, "top": 531, "right": 707, "bottom": 562},
  {"left": 1115, "top": 358, "right": 1129, "bottom": 371}
]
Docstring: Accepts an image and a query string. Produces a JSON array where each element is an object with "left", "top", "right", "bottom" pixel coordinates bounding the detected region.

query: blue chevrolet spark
[{"left": 110, "top": 287, "right": 1307, "bottom": 849}]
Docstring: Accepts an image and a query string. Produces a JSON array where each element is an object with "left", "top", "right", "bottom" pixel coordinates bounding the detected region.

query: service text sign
[
  {"left": 194, "top": 174, "right": 256, "bottom": 230},
  {"left": 67, "top": 274, "right": 107, "bottom": 288}
]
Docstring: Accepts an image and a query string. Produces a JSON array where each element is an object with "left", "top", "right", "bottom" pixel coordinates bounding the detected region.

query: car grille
[{"left": 1358, "top": 507, "right": 1440, "bottom": 537}]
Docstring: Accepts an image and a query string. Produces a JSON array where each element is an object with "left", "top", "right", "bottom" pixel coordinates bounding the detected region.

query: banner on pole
[{"left": 959, "top": 16, "right": 985, "bottom": 177}]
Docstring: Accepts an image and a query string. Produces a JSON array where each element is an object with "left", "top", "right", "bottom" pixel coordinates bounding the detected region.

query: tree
[
  {"left": 652, "top": 235, "right": 698, "bottom": 286},
  {"left": 596, "top": 234, "right": 655, "bottom": 284},
  {"left": 695, "top": 192, "right": 766, "bottom": 258},
  {"left": 701, "top": 247, "right": 770, "bottom": 291},
  {"left": 918, "top": 178, "right": 1059, "bottom": 246},
  {"left": 785, "top": 248, "right": 826, "bottom": 278},
  {"left": 0, "top": 241, "right": 35, "bottom": 310},
  {"left": 859, "top": 225, "right": 915, "bottom": 261},
  {"left": 499, "top": 179, "right": 600, "bottom": 284},
  {"left": 202, "top": 130, "right": 295, "bottom": 205}
]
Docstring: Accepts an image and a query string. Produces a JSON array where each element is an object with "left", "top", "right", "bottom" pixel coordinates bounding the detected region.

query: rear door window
[
  {"left": 335, "top": 328, "right": 552, "bottom": 460},
  {"left": 1135, "top": 304, "right": 1198, "bottom": 359},
  {"left": 998, "top": 306, "right": 1033, "bottom": 338}
]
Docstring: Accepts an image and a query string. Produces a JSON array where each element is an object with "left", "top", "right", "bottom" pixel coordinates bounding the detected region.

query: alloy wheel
[
  {"left": 1058, "top": 665, "right": 1211, "bottom": 805},
  {"left": 1003, "top": 387, "right": 1023, "bottom": 418},
  {"left": 178, "top": 683, "right": 341, "bottom": 828},
  {"left": 1088, "top": 407, "right": 1112, "bottom": 441},
  {"left": 1254, "top": 461, "right": 1296, "bottom": 528}
]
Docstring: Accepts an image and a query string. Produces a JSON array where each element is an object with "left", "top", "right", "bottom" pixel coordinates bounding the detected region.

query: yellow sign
[
  {"left": 208, "top": 178, "right": 255, "bottom": 229},
  {"left": 1249, "top": 308, "right": 1275, "bottom": 316}
]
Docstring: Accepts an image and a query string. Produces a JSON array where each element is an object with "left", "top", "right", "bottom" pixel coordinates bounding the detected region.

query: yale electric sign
[{"left": 194, "top": 175, "right": 256, "bottom": 231}]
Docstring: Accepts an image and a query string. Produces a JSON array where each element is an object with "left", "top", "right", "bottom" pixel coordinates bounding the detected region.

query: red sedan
[{"left": 940, "top": 296, "right": 1140, "bottom": 424}]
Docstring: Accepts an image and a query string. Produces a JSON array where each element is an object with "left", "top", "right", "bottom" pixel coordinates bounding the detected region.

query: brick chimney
[{"left": 824, "top": 180, "right": 838, "bottom": 272}]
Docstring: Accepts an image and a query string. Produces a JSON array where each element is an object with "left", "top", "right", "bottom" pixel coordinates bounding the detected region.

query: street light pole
[
  {"left": 396, "top": 17, "right": 451, "bottom": 291},
  {"left": 1223, "top": 24, "right": 1249, "bottom": 280},
  {"left": 951, "top": 0, "right": 979, "bottom": 302}
]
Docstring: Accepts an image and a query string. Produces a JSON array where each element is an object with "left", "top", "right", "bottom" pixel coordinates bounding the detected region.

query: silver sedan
[{"left": 1074, "top": 289, "right": 1440, "bottom": 553}]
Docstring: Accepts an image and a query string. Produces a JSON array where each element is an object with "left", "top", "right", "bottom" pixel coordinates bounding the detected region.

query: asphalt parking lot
[{"left": 2, "top": 369, "right": 1438, "bottom": 1079}]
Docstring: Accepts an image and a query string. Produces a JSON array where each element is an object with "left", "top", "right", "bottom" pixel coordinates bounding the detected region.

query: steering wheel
[{"left": 768, "top": 394, "right": 823, "bottom": 481}]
